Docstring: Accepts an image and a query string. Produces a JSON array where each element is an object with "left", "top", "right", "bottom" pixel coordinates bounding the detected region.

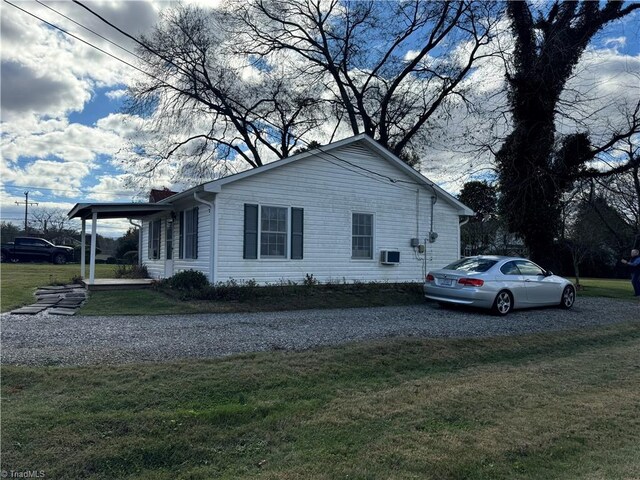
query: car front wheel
[
  {"left": 560, "top": 285, "right": 575, "bottom": 309},
  {"left": 53, "top": 253, "right": 67, "bottom": 265},
  {"left": 492, "top": 290, "right": 513, "bottom": 316}
]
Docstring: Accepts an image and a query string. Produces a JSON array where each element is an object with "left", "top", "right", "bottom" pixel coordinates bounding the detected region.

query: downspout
[
  {"left": 458, "top": 215, "right": 471, "bottom": 258},
  {"left": 193, "top": 192, "right": 216, "bottom": 283},
  {"left": 129, "top": 219, "right": 142, "bottom": 266}
]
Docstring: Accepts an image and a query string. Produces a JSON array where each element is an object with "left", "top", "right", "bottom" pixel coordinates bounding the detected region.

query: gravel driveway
[{"left": 2, "top": 297, "right": 638, "bottom": 366}]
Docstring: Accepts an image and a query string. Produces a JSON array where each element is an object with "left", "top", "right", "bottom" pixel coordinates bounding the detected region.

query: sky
[{"left": 1, "top": 1, "right": 639, "bottom": 238}]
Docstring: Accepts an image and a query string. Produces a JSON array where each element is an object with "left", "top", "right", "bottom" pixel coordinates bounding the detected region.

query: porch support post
[
  {"left": 89, "top": 212, "right": 97, "bottom": 285},
  {"left": 80, "top": 219, "right": 86, "bottom": 279}
]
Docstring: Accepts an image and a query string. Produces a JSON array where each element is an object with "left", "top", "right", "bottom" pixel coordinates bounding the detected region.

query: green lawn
[
  {"left": 576, "top": 277, "right": 635, "bottom": 299},
  {"left": 0, "top": 263, "right": 115, "bottom": 312},
  {"left": 2, "top": 262, "right": 635, "bottom": 315},
  {"left": 3, "top": 323, "right": 640, "bottom": 479},
  {"left": 78, "top": 283, "right": 425, "bottom": 316}
]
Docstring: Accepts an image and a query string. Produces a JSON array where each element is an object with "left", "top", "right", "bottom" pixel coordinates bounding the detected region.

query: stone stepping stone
[
  {"left": 48, "top": 308, "right": 77, "bottom": 316},
  {"left": 11, "top": 305, "right": 48, "bottom": 315},
  {"left": 36, "top": 298, "right": 61, "bottom": 305},
  {"left": 65, "top": 293, "right": 87, "bottom": 299},
  {"left": 35, "top": 291, "right": 62, "bottom": 297},
  {"left": 57, "top": 300, "right": 84, "bottom": 308}
]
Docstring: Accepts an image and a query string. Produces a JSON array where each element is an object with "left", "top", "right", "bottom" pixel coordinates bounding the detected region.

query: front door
[{"left": 164, "top": 220, "right": 174, "bottom": 277}]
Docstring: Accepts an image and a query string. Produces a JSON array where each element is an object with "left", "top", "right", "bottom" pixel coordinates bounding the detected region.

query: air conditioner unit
[{"left": 380, "top": 250, "right": 400, "bottom": 265}]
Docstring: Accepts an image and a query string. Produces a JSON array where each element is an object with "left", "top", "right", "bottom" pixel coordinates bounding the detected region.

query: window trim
[
  {"left": 181, "top": 207, "right": 198, "bottom": 260},
  {"left": 351, "top": 212, "right": 375, "bottom": 260},
  {"left": 148, "top": 219, "right": 161, "bottom": 260},
  {"left": 258, "top": 204, "right": 289, "bottom": 260}
]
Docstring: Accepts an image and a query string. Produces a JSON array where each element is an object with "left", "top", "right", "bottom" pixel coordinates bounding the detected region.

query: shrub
[
  {"left": 122, "top": 250, "right": 139, "bottom": 265},
  {"left": 114, "top": 264, "right": 150, "bottom": 279},
  {"left": 165, "top": 270, "right": 210, "bottom": 291},
  {"left": 303, "top": 273, "right": 318, "bottom": 286}
]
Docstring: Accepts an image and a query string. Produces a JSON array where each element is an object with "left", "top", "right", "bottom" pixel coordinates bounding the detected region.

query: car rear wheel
[
  {"left": 560, "top": 285, "right": 575, "bottom": 309},
  {"left": 492, "top": 290, "right": 513, "bottom": 316},
  {"left": 53, "top": 253, "right": 67, "bottom": 265}
]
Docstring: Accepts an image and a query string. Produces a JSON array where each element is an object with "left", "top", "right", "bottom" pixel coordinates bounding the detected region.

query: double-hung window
[
  {"left": 352, "top": 213, "right": 373, "bottom": 259},
  {"left": 244, "top": 204, "right": 303, "bottom": 260},
  {"left": 148, "top": 219, "right": 161, "bottom": 260},
  {"left": 260, "top": 206, "right": 288, "bottom": 258},
  {"left": 178, "top": 208, "right": 199, "bottom": 259}
]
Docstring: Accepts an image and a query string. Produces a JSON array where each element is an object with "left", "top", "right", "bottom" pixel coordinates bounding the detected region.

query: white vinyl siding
[
  {"left": 215, "top": 143, "right": 462, "bottom": 284},
  {"left": 142, "top": 205, "right": 211, "bottom": 280}
]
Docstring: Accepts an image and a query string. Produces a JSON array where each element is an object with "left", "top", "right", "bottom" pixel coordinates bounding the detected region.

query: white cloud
[{"left": 105, "top": 88, "right": 128, "bottom": 100}]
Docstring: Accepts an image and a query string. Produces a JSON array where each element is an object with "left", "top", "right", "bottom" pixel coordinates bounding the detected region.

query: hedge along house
[{"left": 68, "top": 134, "right": 473, "bottom": 286}]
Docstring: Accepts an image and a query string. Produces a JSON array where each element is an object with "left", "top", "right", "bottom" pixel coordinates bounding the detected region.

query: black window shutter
[
  {"left": 193, "top": 207, "right": 199, "bottom": 259},
  {"left": 156, "top": 220, "right": 161, "bottom": 260},
  {"left": 178, "top": 211, "right": 184, "bottom": 259},
  {"left": 291, "top": 207, "right": 304, "bottom": 260},
  {"left": 244, "top": 204, "right": 258, "bottom": 259},
  {"left": 148, "top": 222, "right": 152, "bottom": 259}
]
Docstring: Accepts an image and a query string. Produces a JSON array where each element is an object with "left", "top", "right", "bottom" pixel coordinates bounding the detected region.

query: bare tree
[
  {"left": 30, "top": 207, "right": 76, "bottom": 237},
  {"left": 121, "top": 1, "right": 502, "bottom": 181},
  {"left": 126, "top": 6, "right": 327, "bottom": 179},
  {"left": 234, "top": 0, "right": 502, "bottom": 156},
  {"left": 496, "top": 1, "right": 640, "bottom": 266}
]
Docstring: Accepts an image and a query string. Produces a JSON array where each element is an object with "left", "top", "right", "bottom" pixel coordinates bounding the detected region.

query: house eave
[{"left": 67, "top": 203, "right": 175, "bottom": 220}]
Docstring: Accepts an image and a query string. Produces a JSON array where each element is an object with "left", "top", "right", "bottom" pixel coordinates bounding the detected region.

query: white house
[{"left": 69, "top": 134, "right": 473, "bottom": 285}]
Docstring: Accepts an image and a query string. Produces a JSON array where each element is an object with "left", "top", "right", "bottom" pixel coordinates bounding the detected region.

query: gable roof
[
  {"left": 67, "top": 136, "right": 472, "bottom": 220},
  {"left": 161, "top": 134, "right": 473, "bottom": 215}
]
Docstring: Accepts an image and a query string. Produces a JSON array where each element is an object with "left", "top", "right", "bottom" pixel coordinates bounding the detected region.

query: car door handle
[{"left": 525, "top": 279, "right": 533, "bottom": 282}]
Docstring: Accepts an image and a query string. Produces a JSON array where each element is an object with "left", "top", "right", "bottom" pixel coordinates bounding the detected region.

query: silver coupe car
[{"left": 424, "top": 256, "right": 576, "bottom": 315}]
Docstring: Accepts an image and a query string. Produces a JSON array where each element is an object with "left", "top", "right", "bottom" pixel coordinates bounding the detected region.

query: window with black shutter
[{"left": 291, "top": 208, "right": 304, "bottom": 260}]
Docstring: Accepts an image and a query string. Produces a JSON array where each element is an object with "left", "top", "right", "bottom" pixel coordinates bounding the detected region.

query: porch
[
  {"left": 83, "top": 278, "right": 156, "bottom": 291},
  {"left": 67, "top": 202, "right": 174, "bottom": 285}
]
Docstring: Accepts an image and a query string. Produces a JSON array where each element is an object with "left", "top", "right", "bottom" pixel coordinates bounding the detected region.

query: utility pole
[{"left": 15, "top": 191, "right": 38, "bottom": 235}]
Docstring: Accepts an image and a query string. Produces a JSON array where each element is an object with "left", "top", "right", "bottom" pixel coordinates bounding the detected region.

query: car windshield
[{"left": 442, "top": 258, "right": 498, "bottom": 273}]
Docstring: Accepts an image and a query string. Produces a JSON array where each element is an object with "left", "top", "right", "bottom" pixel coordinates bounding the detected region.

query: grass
[
  {"left": 575, "top": 277, "right": 635, "bottom": 299},
  {"left": 0, "top": 263, "right": 114, "bottom": 312},
  {"left": 2, "top": 262, "right": 635, "bottom": 315},
  {"left": 79, "top": 283, "right": 425, "bottom": 316},
  {"left": 2, "top": 323, "right": 640, "bottom": 479}
]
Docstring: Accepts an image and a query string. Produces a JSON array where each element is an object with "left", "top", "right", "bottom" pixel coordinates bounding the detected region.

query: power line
[
  {"left": 3, "top": 0, "right": 168, "bottom": 85},
  {"left": 2, "top": 183, "right": 143, "bottom": 197},
  {"left": 35, "top": 0, "right": 148, "bottom": 65}
]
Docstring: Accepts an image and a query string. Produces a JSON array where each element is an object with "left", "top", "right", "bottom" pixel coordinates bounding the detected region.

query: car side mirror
[{"left": 545, "top": 270, "right": 553, "bottom": 277}]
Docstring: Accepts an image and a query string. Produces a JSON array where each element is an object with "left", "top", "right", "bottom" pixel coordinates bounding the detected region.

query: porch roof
[{"left": 67, "top": 203, "right": 174, "bottom": 220}]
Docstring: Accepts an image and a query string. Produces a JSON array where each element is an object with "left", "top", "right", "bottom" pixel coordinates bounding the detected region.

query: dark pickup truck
[{"left": 1, "top": 237, "right": 74, "bottom": 264}]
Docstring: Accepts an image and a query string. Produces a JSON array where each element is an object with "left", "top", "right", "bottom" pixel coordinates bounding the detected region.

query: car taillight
[
  {"left": 458, "top": 278, "right": 484, "bottom": 287},
  {"left": 426, "top": 274, "right": 435, "bottom": 282}
]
